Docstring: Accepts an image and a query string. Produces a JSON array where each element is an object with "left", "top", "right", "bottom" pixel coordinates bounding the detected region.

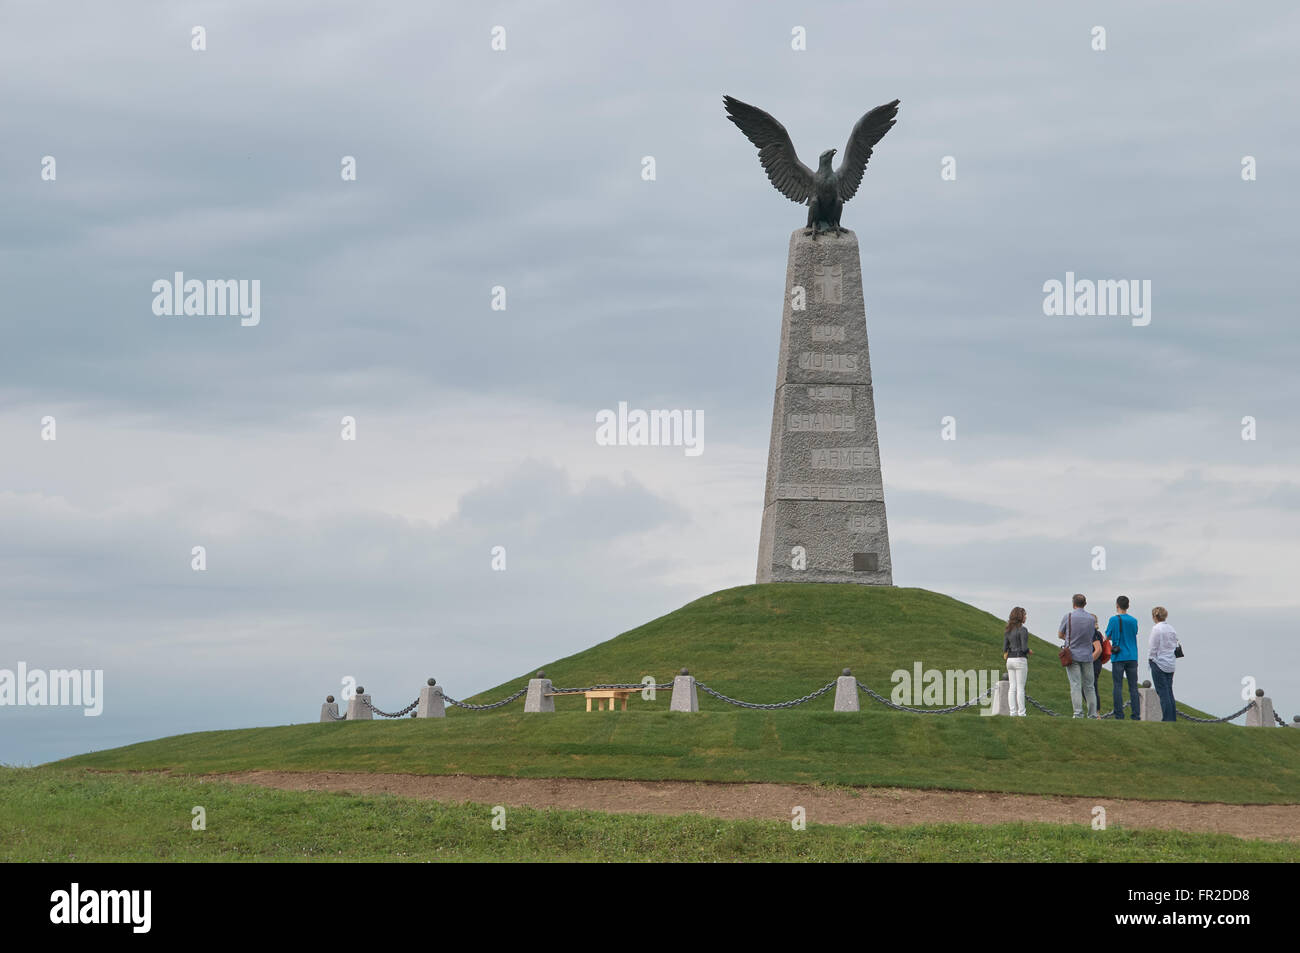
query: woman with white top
[{"left": 1147, "top": 606, "right": 1180, "bottom": 722}]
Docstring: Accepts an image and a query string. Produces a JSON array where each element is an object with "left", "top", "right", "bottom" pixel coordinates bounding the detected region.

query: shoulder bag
[{"left": 1059, "top": 614, "right": 1073, "bottom": 666}]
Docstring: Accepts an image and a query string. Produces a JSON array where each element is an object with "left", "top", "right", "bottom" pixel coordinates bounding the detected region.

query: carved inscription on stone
[
  {"left": 787, "top": 412, "right": 855, "bottom": 433},
  {"left": 809, "top": 448, "right": 876, "bottom": 469},
  {"left": 806, "top": 385, "right": 852, "bottom": 402},
  {"left": 813, "top": 264, "right": 843, "bottom": 304},
  {"left": 798, "top": 352, "right": 857, "bottom": 372},
  {"left": 811, "top": 325, "right": 846, "bottom": 343},
  {"left": 776, "top": 484, "right": 884, "bottom": 502}
]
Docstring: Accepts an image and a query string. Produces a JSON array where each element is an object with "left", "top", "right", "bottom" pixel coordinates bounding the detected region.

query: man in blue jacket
[{"left": 1106, "top": 595, "right": 1140, "bottom": 719}]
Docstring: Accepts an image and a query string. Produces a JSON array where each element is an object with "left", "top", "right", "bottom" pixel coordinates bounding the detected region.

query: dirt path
[{"left": 216, "top": 771, "right": 1300, "bottom": 842}]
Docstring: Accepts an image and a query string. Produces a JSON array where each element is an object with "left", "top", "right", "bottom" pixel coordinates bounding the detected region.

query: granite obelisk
[{"left": 756, "top": 229, "right": 893, "bottom": 584}]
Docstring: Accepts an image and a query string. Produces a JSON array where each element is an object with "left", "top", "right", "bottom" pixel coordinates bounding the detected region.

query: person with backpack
[
  {"left": 1106, "top": 596, "right": 1141, "bottom": 720},
  {"left": 1058, "top": 593, "right": 1101, "bottom": 718},
  {"left": 1002, "top": 606, "right": 1032, "bottom": 717},
  {"left": 1090, "top": 612, "right": 1110, "bottom": 718}
]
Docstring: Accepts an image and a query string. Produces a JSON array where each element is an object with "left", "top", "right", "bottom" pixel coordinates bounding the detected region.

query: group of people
[{"left": 1001, "top": 593, "right": 1182, "bottom": 720}]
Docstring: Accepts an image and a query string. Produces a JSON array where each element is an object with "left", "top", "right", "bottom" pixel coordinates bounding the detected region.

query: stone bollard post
[
  {"left": 669, "top": 668, "right": 698, "bottom": 712},
  {"left": 320, "top": 695, "right": 340, "bottom": 722},
  {"left": 1138, "top": 680, "right": 1162, "bottom": 721},
  {"left": 524, "top": 671, "right": 554, "bottom": 713},
  {"left": 833, "top": 669, "right": 859, "bottom": 711},
  {"left": 346, "top": 687, "right": 373, "bottom": 720},
  {"left": 418, "top": 678, "right": 446, "bottom": 718},
  {"left": 989, "top": 674, "right": 1010, "bottom": 716},
  {"left": 1245, "top": 689, "right": 1274, "bottom": 727}
]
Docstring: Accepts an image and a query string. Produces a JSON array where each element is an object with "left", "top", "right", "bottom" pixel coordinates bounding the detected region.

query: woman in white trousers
[{"left": 1003, "top": 606, "right": 1033, "bottom": 716}]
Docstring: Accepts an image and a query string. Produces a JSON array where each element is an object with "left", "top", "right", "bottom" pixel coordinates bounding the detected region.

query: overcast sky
[{"left": 3, "top": 1, "right": 1299, "bottom": 764}]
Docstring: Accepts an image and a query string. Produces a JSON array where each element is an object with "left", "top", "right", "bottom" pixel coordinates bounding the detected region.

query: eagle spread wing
[
  {"left": 835, "top": 99, "right": 900, "bottom": 202},
  {"left": 723, "top": 95, "right": 814, "bottom": 205}
]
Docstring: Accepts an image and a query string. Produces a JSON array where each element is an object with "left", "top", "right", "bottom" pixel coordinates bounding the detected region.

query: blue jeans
[
  {"left": 1112, "top": 659, "right": 1140, "bottom": 719},
  {"left": 1149, "top": 663, "right": 1176, "bottom": 722}
]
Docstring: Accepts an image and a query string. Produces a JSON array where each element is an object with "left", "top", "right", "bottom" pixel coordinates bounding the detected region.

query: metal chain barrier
[
  {"left": 696, "top": 679, "right": 837, "bottom": 710},
  {"left": 1176, "top": 700, "right": 1256, "bottom": 723},
  {"left": 1024, "top": 693, "right": 1061, "bottom": 716},
  {"left": 1023, "top": 696, "right": 1258, "bottom": 722},
  {"left": 858, "top": 680, "right": 995, "bottom": 714},
  {"left": 1099, "top": 702, "right": 1130, "bottom": 720},
  {"left": 360, "top": 697, "right": 420, "bottom": 718},
  {"left": 441, "top": 686, "right": 529, "bottom": 711},
  {"left": 327, "top": 678, "right": 1287, "bottom": 722}
]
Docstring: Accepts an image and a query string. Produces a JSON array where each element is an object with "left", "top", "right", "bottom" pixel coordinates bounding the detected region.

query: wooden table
[{"left": 545, "top": 688, "right": 641, "bottom": 711}]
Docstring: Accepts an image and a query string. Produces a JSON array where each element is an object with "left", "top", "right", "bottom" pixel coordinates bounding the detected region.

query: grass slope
[
  {"left": 63, "top": 710, "right": 1300, "bottom": 805},
  {"left": 5, "top": 768, "right": 1294, "bottom": 862},
  {"left": 59, "top": 584, "right": 1300, "bottom": 805},
  {"left": 460, "top": 584, "right": 1214, "bottom": 719}
]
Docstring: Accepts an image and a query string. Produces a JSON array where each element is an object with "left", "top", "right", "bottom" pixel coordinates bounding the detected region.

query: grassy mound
[
  {"left": 461, "top": 584, "right": 1205, "bottom": 719},
  {"left": 58, "top": 584, "right": 1300, "bottom": 806}
]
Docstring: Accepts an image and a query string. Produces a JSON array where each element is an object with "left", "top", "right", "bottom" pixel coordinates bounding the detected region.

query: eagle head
[{"left": 818, "top": 148, "right": 837, "bottom": 167}]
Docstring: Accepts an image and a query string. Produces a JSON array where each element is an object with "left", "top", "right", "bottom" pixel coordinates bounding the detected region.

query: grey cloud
[
  {"left": 3, "top": 1, "right": 1300, "bottom": 761},
  {"left": 0, "top": 458, "right": 696, "bottom": 763},
  {"left": 887, "top": 488, "right": 1017, "bottom": 526},
  {"left": 895, "top": 535, "right": 1166, "bottom": 593}
]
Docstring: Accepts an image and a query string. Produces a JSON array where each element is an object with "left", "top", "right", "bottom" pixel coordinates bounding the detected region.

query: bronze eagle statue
[{"left": 723, "top": 95, "right": 900, "bottom": 238}]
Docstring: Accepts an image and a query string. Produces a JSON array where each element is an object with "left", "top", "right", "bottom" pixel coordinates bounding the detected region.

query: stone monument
[
  {"left": 724, "top": 94, "right": 899, "bottom": 585},
  {"left": 754, "top": 230, "right": 893, "bottom": 583}
]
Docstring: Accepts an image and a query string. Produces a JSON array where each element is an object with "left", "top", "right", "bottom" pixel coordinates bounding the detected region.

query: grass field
[
  {"left": 28, "top": 583, "right": 1299, "bottom": 862},
  {"left": 62, "top": 709, "right": 1300, "bottom": 805},
  {"left": 4, "top": 768, "right": 1294, "bottom": 862}
]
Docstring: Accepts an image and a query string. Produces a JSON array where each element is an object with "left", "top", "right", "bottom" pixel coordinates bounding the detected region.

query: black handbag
[{"left": 1174, "top": 643, "right": 1185, "bottom": 658}]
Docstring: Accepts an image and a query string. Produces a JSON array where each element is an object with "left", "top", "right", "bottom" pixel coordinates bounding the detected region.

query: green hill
[
  {"left": 58, "top": 584, "right": 1300, "bottom": 807},
  {"left": 459, "top": 584, "right": 1202, "bottom": 719}
]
